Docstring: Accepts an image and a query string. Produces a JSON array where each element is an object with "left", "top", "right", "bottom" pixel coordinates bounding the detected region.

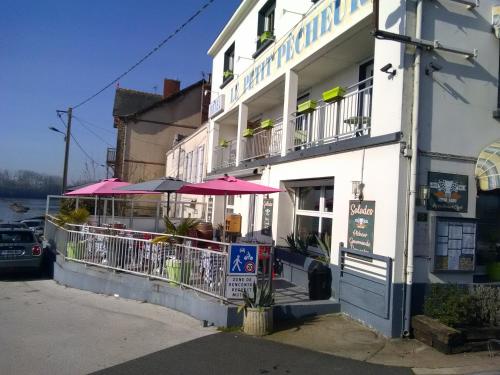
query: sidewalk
[{"left": 265, "top": 314, "right": 500, "bottom": 375}]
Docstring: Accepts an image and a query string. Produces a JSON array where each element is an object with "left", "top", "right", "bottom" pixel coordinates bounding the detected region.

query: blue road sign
[{"left": 228, "top": 244, "right": 258, "bottom": 275}]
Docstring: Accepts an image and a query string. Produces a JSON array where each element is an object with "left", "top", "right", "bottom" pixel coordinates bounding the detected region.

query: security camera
[{"left": 380, "top": 63, "right": 396, "bottom": 77}]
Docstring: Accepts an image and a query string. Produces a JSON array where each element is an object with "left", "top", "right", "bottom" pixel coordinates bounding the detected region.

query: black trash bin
[{"left": 308, "top": 262, "right": 332, "bottom": 300}]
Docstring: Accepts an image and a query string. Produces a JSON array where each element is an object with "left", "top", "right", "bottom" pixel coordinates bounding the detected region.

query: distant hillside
[{"left": 0, "top": 169, "right": 62, "bottom": 199}]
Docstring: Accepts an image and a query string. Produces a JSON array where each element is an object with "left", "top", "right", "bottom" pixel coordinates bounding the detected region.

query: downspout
[{"left": 403, "top": 0, "right": 423, "bottom": 336}]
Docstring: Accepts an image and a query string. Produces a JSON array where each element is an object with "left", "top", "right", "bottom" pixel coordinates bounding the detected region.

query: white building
[{"left": 205, "top": 0, "right": 500, "bottom": 337}]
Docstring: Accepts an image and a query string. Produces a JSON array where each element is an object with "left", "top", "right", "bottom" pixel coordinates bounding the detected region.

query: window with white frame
[
  {"left": 293, "top": 181, "right": 334, "bottom": 249},
  {"left": 196, "top": 145, "right": 204, "bottom": 183}
]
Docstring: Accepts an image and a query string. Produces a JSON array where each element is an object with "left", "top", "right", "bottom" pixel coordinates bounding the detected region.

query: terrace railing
[
  {"left": 242, "top": 120, "right": 283, "bottom": 162},
  {"left": 290, "top": 78, "right": 373, "bottom": 150},
  {"left": 212, "top": 138, "right": 237, "bottom": 171},
  {"left": 45, "top": 217, "right": 230, "bottom": 301}
]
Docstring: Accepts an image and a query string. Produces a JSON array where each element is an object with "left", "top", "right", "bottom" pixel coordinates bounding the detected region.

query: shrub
[{"left": 469, "top": 285, "right": 500, "bottom": 326}]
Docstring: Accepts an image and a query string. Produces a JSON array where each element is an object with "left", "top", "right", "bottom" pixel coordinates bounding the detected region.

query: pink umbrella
[
  {"left": 177, "top": 175, "right": 282, "bottom": 239},
  {"left": 64, "top": 178, "right": 159, "bottom": 225}
]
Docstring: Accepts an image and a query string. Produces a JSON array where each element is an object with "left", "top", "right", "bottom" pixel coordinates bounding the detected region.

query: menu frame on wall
[{"left": 427, "top": 172, "right": 468, "bottom": 212}]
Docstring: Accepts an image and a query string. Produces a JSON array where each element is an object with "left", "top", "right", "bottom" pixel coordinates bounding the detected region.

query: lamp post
[{"left": 50, "top": 107, "right": 72, "bottom": 194}]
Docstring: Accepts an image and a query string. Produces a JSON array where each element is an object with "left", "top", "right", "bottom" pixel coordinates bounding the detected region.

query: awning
[{"left": 475, "top": 139, "right": 500, "bottom": 191}]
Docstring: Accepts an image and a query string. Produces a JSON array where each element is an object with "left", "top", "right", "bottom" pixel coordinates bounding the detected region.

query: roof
[
  {"left": 208, "top": 0, "right": 258, "bottom": 57},
  {"left": 112, "top": 88, "right": 163, "bottom": 117},
  {"left": 125, "top": 79, "right": 207, "bottom": 119}
]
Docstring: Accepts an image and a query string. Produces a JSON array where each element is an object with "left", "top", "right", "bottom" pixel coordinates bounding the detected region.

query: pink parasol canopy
[
  {"left": 64, "top": 178, "right": 159, "bottom": 196},
  {"left": 176, "top": 175, "right": 283, "bottom": 196}
]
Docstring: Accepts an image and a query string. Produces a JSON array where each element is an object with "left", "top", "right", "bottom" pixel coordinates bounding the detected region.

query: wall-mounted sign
[
  {"left": 347, "top": 200, "right": 375, "bottom": 254},
  {"left": 208, "top": 94, "right": 225, "bottom": 118},
  {"left": 261, "top": 198, "right": 273, "bottom": 236},
  {"left": 428, "top": 172, "right": 468, "bottom": 212},
  {"left": 224, "top": 0, "right": 371, "bottom": 107},
  {"left": 434, "top": 217, "right": 476, "bottom": 272}
]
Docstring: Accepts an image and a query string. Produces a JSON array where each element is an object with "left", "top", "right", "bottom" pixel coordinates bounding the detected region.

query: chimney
[{"left": 163, "top": 79, "right": 180, "bottom": 98}]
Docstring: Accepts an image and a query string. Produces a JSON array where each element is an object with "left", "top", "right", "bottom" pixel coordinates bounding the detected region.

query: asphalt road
[{"left": 0, "top": 271, "right": 411, "bottom": 375}]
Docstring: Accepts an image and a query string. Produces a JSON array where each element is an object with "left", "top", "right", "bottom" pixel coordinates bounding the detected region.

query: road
[{"left": 0, "top": 272, "right": 411, "bottom": 375}]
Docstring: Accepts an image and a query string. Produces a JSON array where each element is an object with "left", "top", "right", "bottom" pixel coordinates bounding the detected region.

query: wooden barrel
[{"left": 196, "top": 222, "right": 214, "bottom": 242}]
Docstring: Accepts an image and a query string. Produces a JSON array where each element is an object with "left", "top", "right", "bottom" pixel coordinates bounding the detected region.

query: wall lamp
[
  {"left": 380, "top": 63, "right": 397, "bottom": 77},
  {"left": 418, "top": 185, "right": 430, "bottom": 206},
  {"left": 425, "top": 62, "right": 443, "bottom": 76},
  {"left": 204, "top": 89, "right": 219, "bottom": 97},
  {"left": 352, "top": 181, "right": 365, "bottom": 201}
]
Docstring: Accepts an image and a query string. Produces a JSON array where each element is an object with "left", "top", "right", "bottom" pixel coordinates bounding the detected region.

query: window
[
  {"left": 223, "top": 43, "right": 235, "bottom": 84},
  {"left": 256, "top": 0, "right": 275, "bottom": 52},
  {"left": 196, "top": 145, "right": 205, "bottom": 183},
  {"left": 294, "top": 184, "right": 334, "bottom": 249},
  {"left": 226, "top": 194, "right": 235, "bottom": 215}
]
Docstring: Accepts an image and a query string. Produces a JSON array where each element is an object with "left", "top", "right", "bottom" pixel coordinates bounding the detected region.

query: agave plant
[
  {"left": 152, "top": 217, "right": 201, "bottom": 244},
  {"left": 237, "top": 281, "right": 274, "bottom": 315},
  {"left": 315, "top": 233, "right": 331, "bottom": 264},
  {"left": 282, "top": 233, "right": 311, "bottom": 255},
  {"left": 54, "top": 208, "right": 90, "bottom": 227}
]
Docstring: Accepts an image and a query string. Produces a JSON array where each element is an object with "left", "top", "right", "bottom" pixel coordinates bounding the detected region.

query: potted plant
[
  {"left": 322, "top": 86, "right": 346, "bottom": 103},
  {"left": 260, "top": 119, "right": 274, "bottom": 130},
  {"left": 259, "top": 31, "right": 273, "bottom": 44},
  {"left": 152, "top": 217, "right": 200, "bottom": 284},
  {"left": 297, "top": 100, "right": 317, "bottom": 114},
  {"left": 223, "top": 70, "right": 233, "bottom": 79},
  {"left": 238, "top": 280, "right": 274, "bottom": 336},
  {"left": 243, "top": 128, "right": 255, "bottom": 138},
  {"left": 219, "top": 139, "right": 229, "bottom": 148}
]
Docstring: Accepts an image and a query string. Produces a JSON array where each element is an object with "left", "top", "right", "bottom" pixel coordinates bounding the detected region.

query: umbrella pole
[
  {"left": 98, "top": 196, "right": 101, "bottom": 227},
  {"left": 112, "top": 196, "right": 115, "bottom": 224},
  {"left": 167, "top": 192, "right": 171, "bottom": 218},
  {"left": 223, "top": 192, "right": 227, "bottom": 242}
]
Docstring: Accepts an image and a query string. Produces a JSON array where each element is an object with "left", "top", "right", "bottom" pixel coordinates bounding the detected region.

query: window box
[
  {"left": 297, "top": 100, "right": 317, "bottom": 114},
  {"left": 243, "top": 128, "right": 255, "bottom": 138},
  {"left": 260, "top": 119, "right": 274, "bottom": 130},
  {"left": 223, "top": 70, "right": 233, "bottom": 79},
  {"left": 259, "top": 31, "right": 274, "bottom": 44},
  {"left": 219, "top": 139, "right": 229, "bottom": 148},
  {"left": 322, "top": 86, "right": 345, "bottom": 103}
]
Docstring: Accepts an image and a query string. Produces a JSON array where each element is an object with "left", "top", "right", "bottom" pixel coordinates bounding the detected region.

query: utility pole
[{"left": 58, "top": 107, "right": 72, "bottom": 194}]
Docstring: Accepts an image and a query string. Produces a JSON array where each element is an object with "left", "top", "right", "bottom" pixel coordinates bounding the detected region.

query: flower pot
[
  {"left": 260, "top": 31, "right": 273, "bottom": 43},
  {"left": 219, "top": 139, "right": 229, "bottom": 148},
  {"left": 260, "top": 119, "right": 274, "bottom": 130},
  {"left": 487, "top": 262, "right": 500, "bottom": 281},
  {"left": 297, "top": 100, "right": 317, "bottom": 114},
  {"left": 243, "top": 128, "right": 255, "bottom": 138},
  {"left": 223, "top": 71, "right": 233, "bottom": 79},
  {"left": 165, "top": 258, "right": 192, "bottom": 284},
  {"left": 322, "top": 86, "right": 345, "bottom": 103},
  {"left": 243, "top": 307, "right": 273, "bottom": 336}
]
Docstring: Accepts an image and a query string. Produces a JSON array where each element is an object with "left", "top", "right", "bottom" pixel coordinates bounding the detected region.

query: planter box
[
  {"left": 243, "top": 307, "right": 273, "bottom": 336},
  {"left": 260, "top": 119, "right": 274, "bottom": 130},
  {"left": 260, "top": 31, "right": 273, "bottom": 43},
  {"left": 242, "top": 128, "right": 255, "bottom": 138},
  {"left": 297, "top": 100, "right": 317, "bottom": 114},
  {"left": 165, "top": 259, "right": 191, "bottom": 284},
  {"left": 219, "top": 139, "right": 229, "bottom": 148},
  {"left": 322, "top": 86, "right": 345, "bottom": 103},
  {"left": 223, "top": 71, "right": 233, "bottom": 79}
]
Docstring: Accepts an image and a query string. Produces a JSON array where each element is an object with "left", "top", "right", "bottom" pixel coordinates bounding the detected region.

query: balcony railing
[
  {"left": 290, "top": 78, "right": 373, "bottom": 150},
  {"left": 106, "top": 147, "right": 116, "bottom": 165},
  {"left": 242, "top": 120, "right": 283, "bottom": 162},
  {"left": 212, "top": 138, "right": 237, "bottom": 171}
]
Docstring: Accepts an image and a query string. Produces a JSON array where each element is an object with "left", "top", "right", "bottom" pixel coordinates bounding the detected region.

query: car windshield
[
  {"left": 22, "top": 221, "right": 40, "bottom": 227},
  {"left": 0, "top": 224, "right": 27, "bottom": 229},
  {"left": 0, "top": 231, "right": 35, "bottom": 243}
]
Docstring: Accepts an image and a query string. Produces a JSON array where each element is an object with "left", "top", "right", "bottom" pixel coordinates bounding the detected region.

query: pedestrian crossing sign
[{"left": 228, "top": 244, "right": 258, "bottom": 275}]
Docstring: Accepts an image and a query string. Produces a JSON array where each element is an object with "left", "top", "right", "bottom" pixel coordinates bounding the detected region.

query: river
[{"left": 0, "top": 197, "right": 59, "bottom": 222}]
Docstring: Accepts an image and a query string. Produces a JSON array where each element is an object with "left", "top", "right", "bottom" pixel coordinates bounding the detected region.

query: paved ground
[
  {"left": 93, "top": 333, "right": 411, "bottom": 375},
  {"left": 0, "top": 272, "right": 216, "bottom": 375},
  {"left": 266, "top": 314, "right": 500, "bottom": 375}
]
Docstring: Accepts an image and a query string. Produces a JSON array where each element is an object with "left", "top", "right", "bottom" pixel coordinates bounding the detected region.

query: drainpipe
[{"left": 403, "top": 0, "right": 423, "bottom": 336}]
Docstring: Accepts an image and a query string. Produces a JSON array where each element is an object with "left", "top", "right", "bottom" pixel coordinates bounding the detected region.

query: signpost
[{"left": 226, "top": 243, "right": 258, "bottom": 299}]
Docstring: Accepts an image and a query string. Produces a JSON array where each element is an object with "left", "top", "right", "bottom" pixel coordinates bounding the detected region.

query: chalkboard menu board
[
  {"left": 261, "top": 198, "right": 273, "bottom": 236},
  {"left": 434, "top": 217, "right": 476, "bottom": 272},
  {"left": 347, "top": 200, "right": 375, "bottom": 254}
]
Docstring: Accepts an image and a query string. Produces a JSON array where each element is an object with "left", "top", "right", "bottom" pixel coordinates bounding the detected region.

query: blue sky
[{"left": 0, "top": 0, "right": 239, "bottom": 183}]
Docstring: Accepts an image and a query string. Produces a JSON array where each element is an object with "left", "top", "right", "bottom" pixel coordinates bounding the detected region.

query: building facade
[{"left": 205, "top": 0, "right": 500, "bottom": 337}]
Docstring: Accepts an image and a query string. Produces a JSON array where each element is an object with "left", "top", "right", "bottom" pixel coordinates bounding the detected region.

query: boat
[{"left": 9, "top": 202, "right": 30, "bottom": 213}]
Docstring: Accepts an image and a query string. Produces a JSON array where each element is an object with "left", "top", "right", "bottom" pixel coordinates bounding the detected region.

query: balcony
[
  {"left": 106, "top": 147, "right": 116, "bottom": 165},
  {"left": 289, "top": 78, "right": 372, "bottom": 151},
  {"left": 212, "top": 138, "right": 237, "bottom": 171},
  {"left": 242, "top": 119, "right": 283, "bottom": 162}
]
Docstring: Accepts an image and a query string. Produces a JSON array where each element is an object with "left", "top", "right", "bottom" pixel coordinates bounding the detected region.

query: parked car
[
  {"left": 0, "top": 228, "right": 43, "bottom": 272},
  {"left": 21, "top": 219, "right": 44, "bottom": 237},
  {"left": 0, "top": 222, "right": 29, "bottom": 229}
]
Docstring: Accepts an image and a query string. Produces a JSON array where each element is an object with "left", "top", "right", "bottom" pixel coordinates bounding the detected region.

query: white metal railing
[
  {"left": 290, "top": 78, "right": 373, "bottom": 150},
  {"left": 212, "top": 138, "right": 237, "bottom": 171},
  {"left": 46, "top": 217, "right": 230, "bottom": 300},
  {"left": 242, "top": 120, "right": 283, "bottom": 161}
]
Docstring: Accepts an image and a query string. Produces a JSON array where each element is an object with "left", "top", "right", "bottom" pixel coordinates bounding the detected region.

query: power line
[
  {"left": 70, "top": 133, "right": 104, "bottom": 167},
  {"left": 72, "top": 0, "right": 215, "bottom": 110},
  {"left": 73, "top": 116, "right": 114, "bottom": 146},
  {"left": 73, "top": 115, "right": 116, "bottom": 135}
]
